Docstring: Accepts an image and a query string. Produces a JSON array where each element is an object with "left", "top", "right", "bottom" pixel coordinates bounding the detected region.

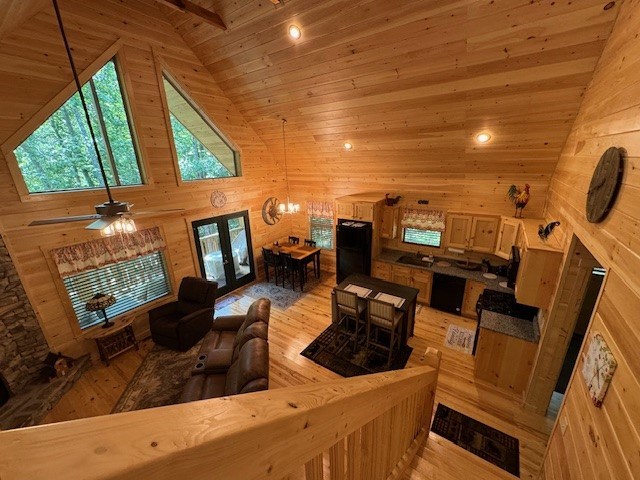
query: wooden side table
[{"left": 85, "top": 316, "right": 139, "bottom": 366}]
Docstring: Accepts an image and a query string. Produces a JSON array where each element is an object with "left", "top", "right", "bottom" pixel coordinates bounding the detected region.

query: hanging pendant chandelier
[{"left": 278, "top": 119, "right": 300, "bottom": 214}]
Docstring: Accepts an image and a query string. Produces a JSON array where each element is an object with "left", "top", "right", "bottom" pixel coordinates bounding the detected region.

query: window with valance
[
  {"left": 307, "top": 201, "right": 334, "bottom": 249},
  {"left": 400, "top": 208, "right": 445, "bottom": 247},
  {"left": 52, "top": 227, "right": 171, "bottom": 330}
]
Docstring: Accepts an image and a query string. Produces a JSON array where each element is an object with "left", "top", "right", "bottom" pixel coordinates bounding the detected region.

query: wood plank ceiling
[{"left": 160, "top": 0, "right": 621, "bottom": 214}]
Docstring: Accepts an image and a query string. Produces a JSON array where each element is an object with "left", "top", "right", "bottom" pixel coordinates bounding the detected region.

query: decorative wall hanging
[
  {"left": 262, "top": 197, "right": 282, "bottom": 225},
  {"left": 507, "top": 184, "right": 530, "bottom": 218},
  {"left": 581, "top": 332, "right": 617, "bottom": 407},
  {"left": 210, "top": 190, "right": 227, "bottom": 208},
  {"left": 586, "top": 147, "right": 623, "bottom": 223}
]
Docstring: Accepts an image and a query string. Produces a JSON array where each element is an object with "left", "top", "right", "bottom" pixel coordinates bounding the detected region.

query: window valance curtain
[
  {"left": 51, "top": 227, "right": 166, "bottom": 278},
  {"left": 400, "top": 209, "right": 446, "bottom": 232},
  {"left": 307, "top": 201, "right": 334, "bottom": 219}
]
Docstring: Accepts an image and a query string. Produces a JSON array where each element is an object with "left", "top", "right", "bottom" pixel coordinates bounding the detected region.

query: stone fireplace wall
[{"left": 0, "top": 234, "right": 49, "bottom": 393}]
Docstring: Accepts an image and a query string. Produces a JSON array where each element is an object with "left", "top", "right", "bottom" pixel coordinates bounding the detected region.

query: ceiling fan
[{"left": 29, "top": 0, "right": 181, "bottom": 235}]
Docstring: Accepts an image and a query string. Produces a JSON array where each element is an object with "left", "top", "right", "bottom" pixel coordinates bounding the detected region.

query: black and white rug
[{"left": 301, "top": 325, "right": 412, "bottom": 377}]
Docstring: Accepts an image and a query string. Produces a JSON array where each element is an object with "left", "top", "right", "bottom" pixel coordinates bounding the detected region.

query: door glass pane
[
  {"left": 197, "top": 222, "right": 226, "bottom": 288},
  {"left": 227, "top": 216, "right": 250, "bottom": 281}
]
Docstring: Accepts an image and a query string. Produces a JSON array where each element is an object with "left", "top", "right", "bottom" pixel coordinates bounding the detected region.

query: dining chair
[
  {"left": 279, "top": 252, "right": 300, "bottom": 291},
  {"left": 334, "top": 288, "right": 367, "bottom": 351},
  {"left": 261, "top": 247, "right": 280, "bottom": 284},
  {"left": 288, "top": 236, "right": 300, "bottom": 245},
  {"left": 366, "top": 298, "right": 403, "bottom": 367},
  {"left": 302, "top": 239, "right": 318, "bottom": 278}
]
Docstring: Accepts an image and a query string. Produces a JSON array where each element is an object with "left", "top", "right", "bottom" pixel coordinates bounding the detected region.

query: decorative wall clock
[
  {"left": 581, "top": 332, "right": 617, "bottom": 407},
  {"left": 586, "top": 147, "right": 623, "bottom": 223},
  {"left": 210, "top": 191, "right": 227, "bottom": 208},
  {"left": 262, "top": 197, "right": 282, "bottom": 225}
]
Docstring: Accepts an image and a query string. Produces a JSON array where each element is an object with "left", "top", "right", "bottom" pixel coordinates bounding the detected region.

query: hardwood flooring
[{"left": 42, "top": 274, "right": 554, "bottom": 479}]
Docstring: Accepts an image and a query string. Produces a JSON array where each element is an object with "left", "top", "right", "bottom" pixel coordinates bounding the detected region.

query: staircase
[{"left": 0, "top": 349, "right": 441, "bottom": 480}]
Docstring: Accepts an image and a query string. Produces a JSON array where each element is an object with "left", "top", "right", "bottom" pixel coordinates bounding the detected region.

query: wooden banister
[{"left": 0, "top": 360, "right": 441, "bottom": 480}]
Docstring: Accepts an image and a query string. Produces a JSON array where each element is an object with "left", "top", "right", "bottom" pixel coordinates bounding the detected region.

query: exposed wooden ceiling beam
[{"left": 156, "top": 0, "right": 226, "bottom": 31}]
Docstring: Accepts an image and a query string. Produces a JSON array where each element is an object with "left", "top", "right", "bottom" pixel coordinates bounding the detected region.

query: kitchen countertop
[
  {"left": 376, "top": 248, "right": 514, "bottom": 293},
  {"left": 480, "top": 310, "right": 540, "bottom": 343}
]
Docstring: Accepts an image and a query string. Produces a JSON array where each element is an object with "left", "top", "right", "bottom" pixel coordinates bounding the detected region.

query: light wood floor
[{"left": 43, "top": 274, "right": 554, "bottom": 479}]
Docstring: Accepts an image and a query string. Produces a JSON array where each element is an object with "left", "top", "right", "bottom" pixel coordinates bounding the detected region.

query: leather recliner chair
[{"left": 148, "top": 277, "right": 218, "bottom": 351}]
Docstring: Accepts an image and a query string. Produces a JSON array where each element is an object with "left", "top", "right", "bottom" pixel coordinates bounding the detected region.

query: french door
[{"left": 192, "top": 211, "right": 255, "bottom": 296}]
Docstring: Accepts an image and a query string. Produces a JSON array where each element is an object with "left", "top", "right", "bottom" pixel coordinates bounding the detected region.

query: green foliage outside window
[{"left": 14, "top": 59, "right": 141, "bottom": 193}]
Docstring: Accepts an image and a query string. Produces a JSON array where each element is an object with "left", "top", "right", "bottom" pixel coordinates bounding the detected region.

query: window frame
[
  {"left": 63, "top": 251, "right": 171, "bottom": 331},
  {"left": 402, "top": 227, "right": 443, "bottom": 248},
  {"left": 0, "top": 40, "right": 148, "bottom": 201},
  {"left": 159, "top": 67, "right": 242, "bottom": 183},
  {"left": 309, "top": 215, "right": 334, "bottom": 250}
]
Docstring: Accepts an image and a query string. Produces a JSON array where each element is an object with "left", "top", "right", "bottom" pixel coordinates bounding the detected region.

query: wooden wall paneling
[
  {"left": 541, "top": 0, "right": 640, "bottom": 478},
  {"left": 0, "top": 0, "right": 288, "bottom": 356}
]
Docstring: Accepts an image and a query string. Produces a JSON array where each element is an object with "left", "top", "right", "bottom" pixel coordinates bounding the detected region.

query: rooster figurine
[
  {"left": 507, "top": 184, "right": 530, "bottom": 218},
  {"left": 385, "top": 193, "right": 401, "bottom": 206}
]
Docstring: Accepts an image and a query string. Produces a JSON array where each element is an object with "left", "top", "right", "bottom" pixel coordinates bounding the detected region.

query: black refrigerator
[{"left": 336, "top": 219, "right": 373, "bottom": 283}]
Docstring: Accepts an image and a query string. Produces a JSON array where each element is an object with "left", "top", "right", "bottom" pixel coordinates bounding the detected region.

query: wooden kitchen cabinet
[
  {"left": 380, "top": 206, "right": 399, "bottom": 239},
  {"left": 469, "top": 216, "right": 499, "bottom": 253},
  {"left": 445, "top": 214, "right": 499, "bottom": 253},
  {"left": 392, "top": 265, "right": 412, "bottom": 287},
  {"left": 412, "top": 269, "right": 433, "bottom": 305},
  {"left": 495, "top": 216, "right": 520, "bottom": 259},
  {"left": 474, "top": 328, "right": 538, "bottom": 395},
  {"left": 514, "top": 219, "right": 563, "bottom": 309},
  {"left": 444, "top": 214, "right": 472, "bottom": 249},
  {"left": 372, "top": 261, "right": 393, "bottom": 281},
  {"left": 335, "top": 201, "right": 355, "bottom": 220},
  {"left": 335, "top": 194, "right": 382, "bottom": 222},
  {"left": 353, "top": 202, "right": 375, "bottom": 222},
  {"left": 461, "top": 279, "right": 486, "bottom": 318}
]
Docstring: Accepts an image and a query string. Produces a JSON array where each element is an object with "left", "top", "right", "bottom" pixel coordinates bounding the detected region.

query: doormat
[
  {"left": 111, "top": 342, "right": 200, "bottom": 413},
  {"left": 300, "top": 325, "right": 412, "bottom": 377},
  {"left": 444, "top": 324, "right": 475, "bottom": 354},
  {"left": 431, "top": 404, "right": 520, "bottom": 477}
]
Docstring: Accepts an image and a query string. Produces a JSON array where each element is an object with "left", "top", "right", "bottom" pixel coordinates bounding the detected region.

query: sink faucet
[{"left": 416, "top": 250, "right": 423, "bottom": 258}]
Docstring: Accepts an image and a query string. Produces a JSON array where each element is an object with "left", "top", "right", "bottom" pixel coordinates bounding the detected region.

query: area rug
[
  {"left": 431, "top": 403, "right": 520, "bottom": 477},
  {"left": 243, "top": 272, "right": 326, "bottom": 309},
  {"left": 301, "top": 325, "right": 412, "bottom": 377},
  {"left": 216, "top": 294, "right": 241, "bottom": 310},
  {"left": 111, "top": 343, "right": 200, "bottom": 413},
  {"left": 444, "top": 324, "right": 476, "bottom": 354}
]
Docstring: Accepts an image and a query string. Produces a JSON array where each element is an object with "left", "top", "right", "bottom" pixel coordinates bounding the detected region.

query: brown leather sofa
[
  {"left": 180, "top": 297, "right": 270, "bottom": 402},
  {"left": 148, "top": 277, "right": 218, "bottom": 351}
]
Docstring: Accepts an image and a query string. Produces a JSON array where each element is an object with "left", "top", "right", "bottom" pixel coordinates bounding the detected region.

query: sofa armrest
[
  {"left": 148, "top": 301, "right": 178, "bottom": 322},
  {"left": 211, "top": 314, "right": 246, "bottom": 331},
  {"left": 192, "top": 349, "right": 233, "bottom": 375}
]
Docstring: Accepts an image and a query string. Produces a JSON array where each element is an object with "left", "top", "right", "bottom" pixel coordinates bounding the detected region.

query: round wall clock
[
  {"left": 210, "top": 190, "right": 227, "bottom": 208},
  {"left": 262, "top": 197, "right": 282, "bottom": 225},
  {"left": 586, "top": 147, "right": 623, "bottom": 223}
]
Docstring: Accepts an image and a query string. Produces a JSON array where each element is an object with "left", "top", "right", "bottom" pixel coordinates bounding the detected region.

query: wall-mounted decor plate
[
  {"left": 586, "top": 147, "right": 623, "bottom": 223},
  {"left": 210, "top": 191, "right": 227, "bottom": 208},
  {"left": 262, "top": 197, "right": 282, "bottom": 225}
]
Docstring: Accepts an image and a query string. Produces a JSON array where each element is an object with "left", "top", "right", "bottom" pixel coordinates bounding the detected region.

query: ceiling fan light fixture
[
  {"left": 288, "top": 24, "right": 302, "bottom": 40},
  {"left": 101, "top": 216, "right": 137, "bottom": 237}
]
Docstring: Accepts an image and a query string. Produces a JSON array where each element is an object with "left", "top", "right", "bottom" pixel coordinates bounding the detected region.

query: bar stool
[
  {"left": 366, "top": 298, "right": 403, "bottom": 367},
  {"left": 334, "top": 288, "right": 366, "bottom": 351}
]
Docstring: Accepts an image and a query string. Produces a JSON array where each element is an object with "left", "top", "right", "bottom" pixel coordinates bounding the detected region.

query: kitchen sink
[{"left": 397, "top": 255, "right": 433, "bottom": 267}]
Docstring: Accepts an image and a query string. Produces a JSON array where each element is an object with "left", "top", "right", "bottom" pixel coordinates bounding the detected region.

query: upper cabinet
[
  {"left": 335, "top": 193, "right": 383, "bottom": 222},
  {"left": 380, "top": 206, "right": 399, "bottom": 239},
  {"left": 495, "top": 216, "right": 521, "bottom": 259},
  {"left": 514, "top": 219, "right": 564, "bottom": 309},
  {"left": 444, "top": 214, "right": 499, "bottom": 253}
]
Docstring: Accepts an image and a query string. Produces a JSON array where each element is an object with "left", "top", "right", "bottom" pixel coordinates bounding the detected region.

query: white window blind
[
  {"left": 403, "top": 228, "right": 442, "bottom": 247},
  {"left": 63, "top": 251, "right": 170, "bottom": 330}
]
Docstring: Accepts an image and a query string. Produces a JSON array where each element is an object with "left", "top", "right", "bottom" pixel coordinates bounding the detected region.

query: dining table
[
  {"left": 264, "top": 241, "right": 321, "bottom": 290},
  {"left": 332, "top": 273, "right": 419, "bottom": 347}
]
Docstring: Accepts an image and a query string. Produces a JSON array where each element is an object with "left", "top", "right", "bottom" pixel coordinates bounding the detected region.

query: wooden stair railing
[{"left": 0, "top": 348, "right": 441, "bottom": 480}]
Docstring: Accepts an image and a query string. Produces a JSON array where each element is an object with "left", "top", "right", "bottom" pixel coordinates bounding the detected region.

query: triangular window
[
  {"left": 14, "top": 59, "right": 142, "bottom": 193},
  {"left": 162, "top": 76, "right": 239, "bottom": 180}
]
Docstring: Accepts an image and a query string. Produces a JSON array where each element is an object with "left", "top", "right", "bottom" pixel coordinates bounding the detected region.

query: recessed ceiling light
[
  {"left": 476, "top": 132, "right": 491, "bottom": 144},
  {"left": 288, "top": 25, "right": 302, "bottom": 40},
  {"left": 343, "top": 142, "right": 353, "bottom": 151}
]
